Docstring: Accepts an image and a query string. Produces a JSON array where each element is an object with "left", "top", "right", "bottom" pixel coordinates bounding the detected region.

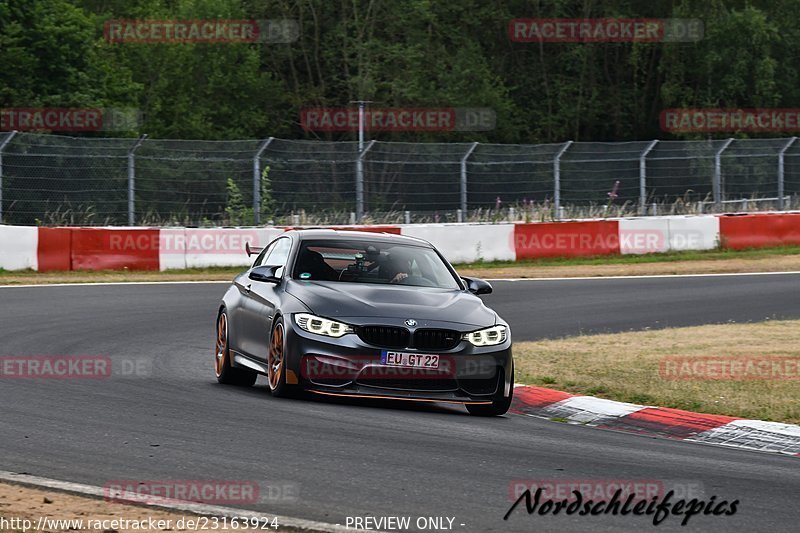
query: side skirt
[{"left": 232, "top": 351, "right": 268, "bottom": 375}]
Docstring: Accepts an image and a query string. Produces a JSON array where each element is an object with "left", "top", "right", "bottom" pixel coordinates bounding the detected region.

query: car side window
[
  {"left": 252, "top": 241, "right": 276, "bottom": 268},
  {"left": 264, "top": 238, "right": 292, "bottom": 268}
]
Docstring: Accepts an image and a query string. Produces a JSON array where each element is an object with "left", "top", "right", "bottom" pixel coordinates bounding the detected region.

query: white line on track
[
  {"left": 485, "top": 270, "right": 800, "bottom": 281},
  {"left": 0, "top": 470, "right": 367, "bottom": 533},
  {"left": 0, "top": 280, "right": 231, "bottom": 289},
  {"left": 0, "top": 270, "right": 799, "bottom": 289}
]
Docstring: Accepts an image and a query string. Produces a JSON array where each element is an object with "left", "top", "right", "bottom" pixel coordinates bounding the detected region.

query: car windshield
[{"left": 292, "top": 239, "right": 460, "bottom": 289}]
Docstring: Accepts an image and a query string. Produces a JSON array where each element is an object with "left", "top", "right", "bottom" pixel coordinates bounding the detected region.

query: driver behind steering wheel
[{"left": 383, "top": 253, "right": 411, "bottom": 284}]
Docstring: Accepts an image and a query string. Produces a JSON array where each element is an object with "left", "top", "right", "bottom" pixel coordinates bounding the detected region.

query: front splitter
[{"left": 308, "top": 389, "right": 493, "bottom": 405}]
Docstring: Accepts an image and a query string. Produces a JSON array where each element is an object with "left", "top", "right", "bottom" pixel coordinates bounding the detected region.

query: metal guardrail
[{"left": 0, "top": 133, "right": 798, "bottom": 226}]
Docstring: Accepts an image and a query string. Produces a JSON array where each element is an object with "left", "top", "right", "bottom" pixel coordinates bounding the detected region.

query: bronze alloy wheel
[
  {"left": 268, "top": 321, "right": 285, "bottom": 391},
  {"left": 215, "top": 312, "right": 228, "bottom": 378},
  {"left": 214, "top": 308, "right": 257, "bottom": 387}
]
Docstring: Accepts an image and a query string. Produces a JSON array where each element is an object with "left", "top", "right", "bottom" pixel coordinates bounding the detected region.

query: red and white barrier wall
[
  {"left": 402, "top": 223, "right": 516, "bottom": 263},
  {"left": 1, "top": 212, "right": 798, "bottom": 272},
  {"left": 0, "top": 225, "right": 38, "bottom": 270},
  {"left": 719, "top": 213, "right": 800, "bottom": 249}
]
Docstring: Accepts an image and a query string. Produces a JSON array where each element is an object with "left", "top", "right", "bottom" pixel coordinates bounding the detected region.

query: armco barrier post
[
  {"left": 356, "top": 140, "right": 375, "bottom": 223},
  {"left": 127, "top": 134, "right": 147, "bottom": 226},
  {"left": 778, "top": 137, "right": 796, "bottom": 211},
  {"left": 0, "top": 130, "right": 18, "bottom": 223},
  {"left": 460, "top": 142, "right": 479, "bottom": 215},
  {"left": 639, "top": 140, "right": 658, "bottom": 216},
  {"left": 713, "top": 138, "right": 733, "bottom": 210},
  {"left": 553, "top": 141, "right": 572, "bottom": 221},
  {"left": 352, "top": 100, "right": 373, "bottom": 223},
  {"left": 253, "top": 137, "right": 274, "bottom": 225}
]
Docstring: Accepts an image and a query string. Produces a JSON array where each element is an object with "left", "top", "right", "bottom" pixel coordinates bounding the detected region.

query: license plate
[{"left": 380, "top": 351, "right": 439, "bottom": 369}]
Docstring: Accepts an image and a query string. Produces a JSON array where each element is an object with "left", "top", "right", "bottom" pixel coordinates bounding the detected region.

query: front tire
[
  {"left": 267, "top": 316, "right": 294, "bottom": 397},
  {"left": 466, "top": 363, "right": 514, "bottom": 416},
  {"left": 215, "top": 309, "right": 257, "bottom": 387}
]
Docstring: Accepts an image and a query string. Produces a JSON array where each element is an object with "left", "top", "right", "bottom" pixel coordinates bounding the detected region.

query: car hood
[{"left": 285, "top": 280, "right": 497, "bottom": 328}]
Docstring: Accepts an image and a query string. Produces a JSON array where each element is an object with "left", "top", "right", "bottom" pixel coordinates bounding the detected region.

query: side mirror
[
  {"left": 249, "top": 265, "right": 281, "bottom": 284},
  {"left": 462, "top": 276, "right": 492, "bottom": 295}
]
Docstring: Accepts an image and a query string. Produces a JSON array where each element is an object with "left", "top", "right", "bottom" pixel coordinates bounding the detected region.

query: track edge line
[{"left": 0, "top": 470, "right": 365, "bottom": 533}]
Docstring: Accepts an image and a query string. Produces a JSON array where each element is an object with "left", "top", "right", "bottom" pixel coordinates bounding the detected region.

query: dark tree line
[{"left": 2, "top": 0, "right": 799, "bottom": 142}]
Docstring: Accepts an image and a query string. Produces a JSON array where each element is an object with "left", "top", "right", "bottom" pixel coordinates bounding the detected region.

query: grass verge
[
  {"left": 458, "top": 245, "right": 800, "bottom": 278},
  {"left": 1, "top": 246, "right": 800, "bottom": 285},
  {"left": 514, "top": 320, "right": 800, "bottom": 424},
  {"left": 470, "top": 244, "right": 800, "bottom": 269},
  {"left": 0, "top": 267, "right": 239, "bottom": 285}
]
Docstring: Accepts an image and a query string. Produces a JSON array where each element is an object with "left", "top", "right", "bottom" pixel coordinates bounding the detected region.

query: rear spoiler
[{"left": 245, "top": 242, "right": 263, "bottom": 256}]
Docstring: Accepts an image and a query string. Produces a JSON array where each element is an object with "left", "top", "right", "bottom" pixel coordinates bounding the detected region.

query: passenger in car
[{"left": 296, "top": 249, "right": 338, "bottom": 281}]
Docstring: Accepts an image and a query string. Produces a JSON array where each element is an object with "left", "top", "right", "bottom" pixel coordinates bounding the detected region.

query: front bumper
[{"left": 284, "top": 316, "right": 513, "bottom": 404}]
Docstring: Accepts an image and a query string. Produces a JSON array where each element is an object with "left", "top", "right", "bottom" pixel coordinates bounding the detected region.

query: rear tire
[
  {"left": 466, "top": 363, "right": 514, "bottom": 417},
  {"left": 215, "top": 309, "right": 257, "bottom": 387}
]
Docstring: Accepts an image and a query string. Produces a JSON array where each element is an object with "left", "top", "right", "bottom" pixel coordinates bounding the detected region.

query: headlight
[
  {"left": 294, "top": 313, "right": 354, "bottom": 338},
  {"left": 462, "top": 325, "right": 508, "bottom": 346}
]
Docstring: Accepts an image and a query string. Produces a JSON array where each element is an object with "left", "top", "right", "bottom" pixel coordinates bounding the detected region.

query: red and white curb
[{"left": 512, "top": 385, "right": 800, "bottom": 457}]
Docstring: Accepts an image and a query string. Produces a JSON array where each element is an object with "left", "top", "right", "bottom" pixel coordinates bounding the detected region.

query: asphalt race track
[
  {"left": 482, "top": 272, "right": 800, "bottom": 339},
  {"left": 1, "top": 273, "right": 799, "bottom": 532}
]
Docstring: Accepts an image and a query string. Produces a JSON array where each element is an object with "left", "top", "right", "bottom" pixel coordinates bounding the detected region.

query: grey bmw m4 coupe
[{"left": 214, "top": 229, "right": 514, "bottom": 416}]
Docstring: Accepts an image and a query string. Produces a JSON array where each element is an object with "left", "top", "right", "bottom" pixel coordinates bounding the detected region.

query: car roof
[{"left": 286, "top": 228, "right": 433, "bottom": 247}]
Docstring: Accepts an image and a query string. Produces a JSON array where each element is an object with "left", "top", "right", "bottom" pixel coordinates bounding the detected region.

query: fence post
[
  {"left": 460, "top": 142, "right": 479, "bottom": 215},
  {"left": 639, "top": 140, "right": 658, "bottom": 216},
  {"left": 0, "top": 131, "right": 18, "bottom": 224},
  {"left": 553, "top": 141, "right": 573, "bottom": 221},
  {"left": 356, "top": 140, "right": 376, "bottom": 223},
  {"left": 713, "top": 138, "right": 733, "bottom": 209},
  {"left": 778, "top": 137, "right": 796, "bottom": 211},
  {"left": 127, "top": 134, "right": 147, "bottom": 226},
  {"left": 253, "top": 137, "right": 274, "bottom": 225}
]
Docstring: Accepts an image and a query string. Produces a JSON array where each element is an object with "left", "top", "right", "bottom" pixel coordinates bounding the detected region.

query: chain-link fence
[{"left": 1, "top": 132, "right": 799, "bottom": 226}]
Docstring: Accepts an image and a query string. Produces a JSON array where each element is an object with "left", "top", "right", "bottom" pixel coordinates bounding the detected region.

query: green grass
[
  {"left": 514, "top": 320, "right": 800, "bottom": 424},
  {"left": 452, "top": 244, "right": 800, "bottom": 270}
]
